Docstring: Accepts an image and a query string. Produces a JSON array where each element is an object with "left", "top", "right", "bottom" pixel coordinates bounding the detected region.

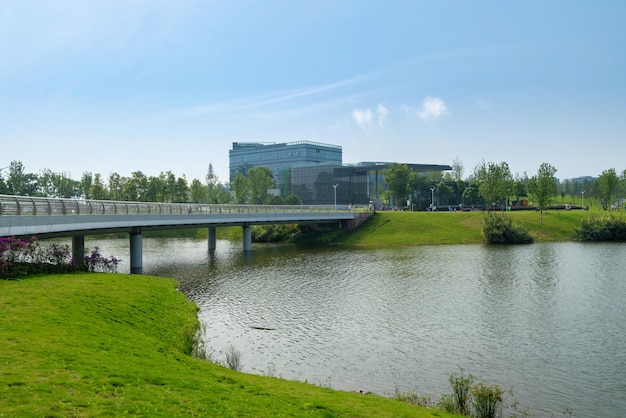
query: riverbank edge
[
  {"left": 333, "top": 209, "right": 603, "bottom": 247},
  {"left": 0, "top": 273, "right": 459, "bottom": 417}
]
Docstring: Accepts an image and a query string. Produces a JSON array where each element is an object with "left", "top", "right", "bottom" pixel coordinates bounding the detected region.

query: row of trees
[
  {"left": 3, "top": 158, "right": 625, "bottom": 211},
  {"left": 0, "top": 160, "right": 302, "bottom": 206},
  {"left": 383, "top": 160, "right": 626, "bottom": 219}
]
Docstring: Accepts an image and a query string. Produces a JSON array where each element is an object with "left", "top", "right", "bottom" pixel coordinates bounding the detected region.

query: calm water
[{"left": 88, "top": 238, "right": 626, "bottom": 417}]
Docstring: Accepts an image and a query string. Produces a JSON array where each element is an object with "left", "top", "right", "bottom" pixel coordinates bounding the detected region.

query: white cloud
[
  {"left": 418, "top": 96, "right": 447, "bottom": 121},
  {"left": 352, "top": 104, "right": 388, "bottom": 129},
  {"left": 377, "top": 104, "right": 389, "bottom": 127},
  {"left": 352, "top": 108, "right": 373, "bottom": 127}
]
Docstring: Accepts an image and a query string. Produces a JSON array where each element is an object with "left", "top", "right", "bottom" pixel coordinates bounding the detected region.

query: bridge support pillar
[
  {"left": 208, "top": 227, "right": 216, "bottom": 251},
  {"left": 242, "top": 224, "right": 252, "bottom": 252},
  {"left": 72, "top": 235, "right": 85, "bottom": 270},
  {"left": 130, "top": 228, "right": 143, "bottom": 274}
]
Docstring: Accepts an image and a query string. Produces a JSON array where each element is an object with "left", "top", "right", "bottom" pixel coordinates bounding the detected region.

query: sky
[{"left": 1, "top": 0, "right": 625, "bottom": 185}]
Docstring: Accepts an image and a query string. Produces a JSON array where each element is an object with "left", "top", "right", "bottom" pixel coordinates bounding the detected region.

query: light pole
[
  {"left": 581, "top": 190, "right": 585, "bottom": 209},
  {"left": 333, "top": 184, "right": 339, "bottom": 211},
  {"left": 430, "top": 186, "right": 436, "bottom": 212}
]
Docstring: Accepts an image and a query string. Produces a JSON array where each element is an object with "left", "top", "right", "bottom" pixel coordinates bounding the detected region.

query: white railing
[{"left": 0, "top": 194, "right": 356, "bottom": 216}]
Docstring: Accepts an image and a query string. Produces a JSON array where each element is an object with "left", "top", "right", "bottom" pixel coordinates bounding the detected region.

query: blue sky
[{"left": 2, "top": 0, "right": 625, "bottom": 184}]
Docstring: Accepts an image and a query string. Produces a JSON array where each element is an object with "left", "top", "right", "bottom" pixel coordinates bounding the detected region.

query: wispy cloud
[
  {"left": 417, "top": 96, "right": 448, "bottom": 121},
  {"left": 352, "top": 103, "right": 389, "bottom": 128},
  {"left": 352, "top": 108, "right": 373, "bottom": 127},
  {"left": 377, "top": 104, "right": 389, "bottom": 127}
]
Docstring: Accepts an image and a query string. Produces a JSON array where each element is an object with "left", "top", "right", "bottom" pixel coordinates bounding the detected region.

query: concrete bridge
[{"left": 0, "top": 194, "right": 362, "bottom": 274}]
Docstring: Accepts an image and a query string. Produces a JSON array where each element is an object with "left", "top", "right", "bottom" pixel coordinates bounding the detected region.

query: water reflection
[{"left": 83, "top": 237, "right": 626, "bottom": 417}]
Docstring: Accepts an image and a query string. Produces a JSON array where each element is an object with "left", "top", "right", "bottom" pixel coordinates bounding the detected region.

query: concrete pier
[
  {"left": 72, "top": 235, "right": 85, "bottom": 270},
  {"left": 208, "top": 226, "right": 216, "bottom": 251},
  {"left": 130, "top": 228, "right": 143, "bottom": 274},
  {"left": 242, "top": 224, "right": 252, "bottom": 252}
]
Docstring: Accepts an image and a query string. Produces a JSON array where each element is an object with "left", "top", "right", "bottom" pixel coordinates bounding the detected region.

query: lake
[{"left": 87, "top": 237, "right": 626, "bottom": 417}]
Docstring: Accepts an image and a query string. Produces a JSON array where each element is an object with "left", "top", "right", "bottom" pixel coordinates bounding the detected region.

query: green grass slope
[
  {"left": 0, "top": 274, "right": 457, "bottom": 417},
  {"left": 340, "top": 209, "right": 600, "bottom": 247}
]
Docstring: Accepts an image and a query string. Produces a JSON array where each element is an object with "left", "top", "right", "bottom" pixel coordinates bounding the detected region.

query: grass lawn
[
  {"left": 339, "top": 208, "right": 604, "bottom": 247},
  {"left": 0, "top": 273, "right": 458, "bottom": 417}
]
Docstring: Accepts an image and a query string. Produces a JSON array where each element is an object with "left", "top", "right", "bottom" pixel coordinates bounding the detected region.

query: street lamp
[
  {"left": 430, "top": 186, "right": 436, "bottom": 212},
  {"left": 333, "top": 184, "right": 339, "bottom": 211},
  {"left": 581, "top": 190, "right": 585, "bottom": 210}
]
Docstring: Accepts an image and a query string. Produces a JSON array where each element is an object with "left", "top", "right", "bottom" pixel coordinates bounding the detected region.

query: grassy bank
[
  {"left": 0, "top": 273, "right": 457, "bottom": 417},
  {"left": 338, "top": 208, "right": 603, "bottom": 247}
]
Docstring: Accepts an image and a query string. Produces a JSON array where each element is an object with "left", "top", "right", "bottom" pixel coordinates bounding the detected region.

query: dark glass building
[{"left": 229, "top": 141, "right": 451, "bottom": 205}]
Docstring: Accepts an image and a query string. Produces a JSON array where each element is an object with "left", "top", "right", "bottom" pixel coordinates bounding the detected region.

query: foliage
[
  {"left": 252, "top": 224, "right": 301, "bottom": 242},
  {"left": 472, "top": 384, "right": 504, "bottom": 418},
  {"left": 247, "top": 166, "right": 275, "bottom": 204},
  {"left": 527, "top": 162, "right": 557, "bottom": 224},
  {"left": 574, "top": 214, "right": 626, "bottom": 241},
  {"left": 596, "top": 168, "right": 620, "bottom": 210},
  {"left": 0, "top": 237, "right": 120, "bottom": 279},
  {"left": 449, "top": 370, "right": 474, "bottom": 415},
  {"left": 383, "top": 163, "right": 412, "bottom": 206},
  {"left": 482, "top": 213, "right": 533, "bottom": 244},
  {"left": 476, "top": 161, "right": 513, "bottom": 211}
]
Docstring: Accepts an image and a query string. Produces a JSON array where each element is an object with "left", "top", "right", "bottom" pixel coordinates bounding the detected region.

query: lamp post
[
  {"left": 333, "top": 184, "right": 339, "bottom": 211},
  {"left": 581, "top": 190, "right": 585, "bottom": 209},
  {"left": 430, "top": 186, "right": 436, "bottom": 212}
]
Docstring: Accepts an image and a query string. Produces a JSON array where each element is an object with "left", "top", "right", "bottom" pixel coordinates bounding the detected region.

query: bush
[
  {"left": 482, "top": 213, "right": 533, "bottom": 244},
  {"left": 0, "top": 237, "right": 120, "bottom": 279},
  {"left": 472, "top": 383, "right": 504, "bottom": 418},
  {"left": 574, "top": 215, "right": 626, "bottom": 241}
]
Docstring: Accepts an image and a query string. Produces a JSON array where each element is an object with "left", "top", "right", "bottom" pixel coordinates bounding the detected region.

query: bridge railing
[{"left": 0, "top": 194, "right": 354, "bottom": 216}]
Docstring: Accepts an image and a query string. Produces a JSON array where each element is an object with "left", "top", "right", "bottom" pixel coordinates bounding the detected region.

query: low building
[{"left": 229, "top": 141, "right": 451, "bottom": 205}]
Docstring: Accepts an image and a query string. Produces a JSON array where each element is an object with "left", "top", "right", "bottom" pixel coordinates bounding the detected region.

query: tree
[
  {"left": 90, "top": 173, "right": 107, "bottom": 200},
  {"left": 173, "top": 176, "right": 189, "bottom": 202},
  {"left": 477, "top": 162, "right": 513, "bottom": 212},
  {"left": 528, "top": 163, "right": 557, "bottom": 224},
  {"left": 6, "top": 160, "right": 38, "bottom": 196},
  {"left": 80, "top": 172, "right": 93, "bottom": 199},
  {"left": 597, "top": 168, "right": 620, "bottom": 210},
  {"left": 248, "top": 166, "right": 275, "bottom": 204},
  {"left": 190, "top": 178, "right": 207, "bottom": 203},
  {"left": 408, "top": 172, "right": 431, "bottom": 210},
  {"left": 231, "top": 173, "right": 249, "bottom": 204},
  {"left": 451, "top": 157, "right": 465, "bottom": 181},
  {"left": 285, "top": 194, "right": 301, "bottom": 205},
  {"left": 383, "top": 163, "right": 411, "bottom": 208},
  {"left": 108, "top": 173, "right": 121, "bottom": 201}
]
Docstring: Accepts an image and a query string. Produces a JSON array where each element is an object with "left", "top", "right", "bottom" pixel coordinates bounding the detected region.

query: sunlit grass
[
  {"left": 339, "top": 208, "right": 605, "bottom": 247},
  {"left": 0, "top": 273, "right": 458, "bottom": 417}
]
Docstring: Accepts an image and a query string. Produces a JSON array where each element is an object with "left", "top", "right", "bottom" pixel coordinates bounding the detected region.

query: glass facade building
[{"left": 229, "top": 141, "right": 451, "bottom": 205}]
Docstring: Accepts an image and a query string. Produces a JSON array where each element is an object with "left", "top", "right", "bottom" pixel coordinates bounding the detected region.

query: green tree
[
  {"left": 190, "top": 178, "right": 208, "bottom": 203},
  {"left": 108, "top": 173, "right": 121, "bottom": 201},
  {"left": 80, "top": 172, "right": 93, "bottom": 199},
  {"left": 90, "top": 173, "right": 107, "bottom": 200},
  {"left": 462, "top": 181, "right": 481, "bottom": 206},
  {"left": 528, "top": 163, "right": 557, "bottom": 224},
  {"left": 477, "top": 161, "right": 513, "bottom": 212},
  {"left": 383, "top": 163, "right": 411, "bottom": 208},
  {"left": 231, "top": 173, "right": 249, "bottom": 204},
  {"left": 597, "top": 168, "right": 620, "bottom": 210},
  {"left": 6, "top": 160, "right": 38, "bottom": 196},
  {"left": 285, "top": 194, "right": 301, "bottom": 205},
  {"left": 248, "top": 166, "right": 275, "bottom": 204},
  {"left": 173, "top": 176, "right": 189, "bottom": 202},
  {"left": 408, "top": 171, "right": 431, "bottom": 210}
]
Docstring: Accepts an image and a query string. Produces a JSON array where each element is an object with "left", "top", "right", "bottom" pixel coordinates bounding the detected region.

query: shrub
[
  {"left": 224, "top": 345, "right": 243, "bottom": 371},
  {"left": 472, "top": 383, "right": 504, "bottom": 418},
  {"left": 1, "top": 237, "right": 120, "bottom": 279},
  {"left": 450, "top": 369, "right": 474, "bottom": 415},
  {"left": 482, "top": 213, "right": 533, "bottom": 244},
  {"left": 574, "top": 214, "right": 626, "bottom": 241}
]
